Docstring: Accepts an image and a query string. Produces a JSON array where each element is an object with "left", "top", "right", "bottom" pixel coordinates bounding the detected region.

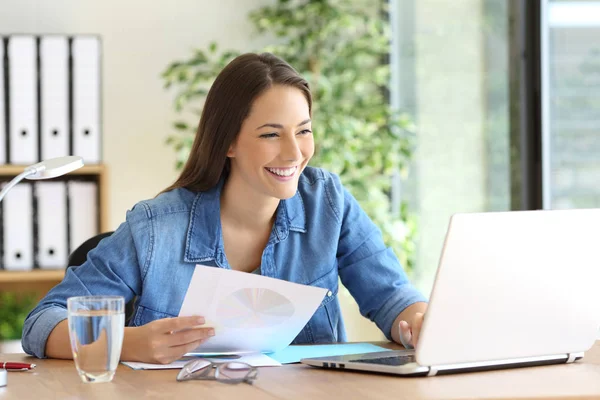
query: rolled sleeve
[
  {"left": 21, "top": 307, "right": 68, "bottom": 359},
  {"left": 334, "top": 182, "right": 428, "bottom": 340},
  {"left": 372, "top": 283, "right": 428, "bottom": 341}
]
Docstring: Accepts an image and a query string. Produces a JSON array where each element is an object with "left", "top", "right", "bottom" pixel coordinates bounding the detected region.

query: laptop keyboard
[{"left": 349, "top": 354, "right": 416, "bottom": 366}]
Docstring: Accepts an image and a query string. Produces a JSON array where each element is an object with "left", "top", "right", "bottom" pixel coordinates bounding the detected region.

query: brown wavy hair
[{"left": 162, "top": 53, "right": 312, "bottom": 194}]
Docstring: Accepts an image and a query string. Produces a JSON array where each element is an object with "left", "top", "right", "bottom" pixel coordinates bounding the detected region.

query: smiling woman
[
  {"left": 227, "top": 85, "right": 314, "bottom": 201},
  {"left": 162, "top": 53, "right": 314, "bottom": 195},
  {"left": 22, "top": 53, "right": 427, "bottom": 365}
]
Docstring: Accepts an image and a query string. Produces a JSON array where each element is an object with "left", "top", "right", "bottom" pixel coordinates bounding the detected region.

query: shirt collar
[{"left": 183, "top": 177, "right": 306, "bottom": 263}]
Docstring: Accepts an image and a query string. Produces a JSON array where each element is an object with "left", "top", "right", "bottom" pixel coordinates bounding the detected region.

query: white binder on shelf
[
  {"left": 0, "top": 36, "right": 6, "bottom": 165},
  {"left": 2, "top": 183, "right": 34, "bottom": 270},
  {"left": 68, "top": 180, "right": 98, "bottom": 254},
  {"left": 72, "top": 36, "right": 101, "bottom": 164},
  {"left": 36, "top": 182, "right": 68, "bottom": 269},
  {"left": 40, "top": 36, "right": 69, "bottom": 160},
  {"left": 8, "top": 35, "right": 38, "bottom": 164}
]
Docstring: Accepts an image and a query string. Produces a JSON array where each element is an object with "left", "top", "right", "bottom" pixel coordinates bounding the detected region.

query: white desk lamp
[{"left": 0, "top": 156, "right": 84, "bottom": 202}]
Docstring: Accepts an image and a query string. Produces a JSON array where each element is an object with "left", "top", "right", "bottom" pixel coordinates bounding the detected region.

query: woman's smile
[{"left": 264, "top": 166, "right": 298, "bottom": 181}]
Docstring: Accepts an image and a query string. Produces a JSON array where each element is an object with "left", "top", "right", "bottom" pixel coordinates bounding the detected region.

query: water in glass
[{"left": 68, "top": 297, "right": 125, "bottom": 383}]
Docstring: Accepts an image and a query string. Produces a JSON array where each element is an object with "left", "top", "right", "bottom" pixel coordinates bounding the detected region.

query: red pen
[{"left": 1, "top": 362, "right": 36, "bottom": 371}]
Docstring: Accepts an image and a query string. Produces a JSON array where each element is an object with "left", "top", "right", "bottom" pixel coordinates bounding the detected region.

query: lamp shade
[
  {"left": 25, "top": 156, "right": 84, "bottom": 180},
  {"left": 0, "top": 156, "right": 84, "bottom": 203}
]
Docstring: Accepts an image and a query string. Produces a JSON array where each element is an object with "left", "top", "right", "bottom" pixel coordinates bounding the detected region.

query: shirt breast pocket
[
  {"left": 293, "top": 265, "right": 340, "bottom": 344},
  {"left": 132, "top": 304, "right": 176, "bottom": 327}
]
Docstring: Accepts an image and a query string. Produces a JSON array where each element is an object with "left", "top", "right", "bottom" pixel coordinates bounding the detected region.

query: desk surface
[{"left": 2, "top": 342, "right": 600, "bottom": 400}]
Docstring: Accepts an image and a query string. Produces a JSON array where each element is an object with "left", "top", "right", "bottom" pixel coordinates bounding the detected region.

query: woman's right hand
[{"left": 122, "top": 316, "right": 214, "bottom": 364}]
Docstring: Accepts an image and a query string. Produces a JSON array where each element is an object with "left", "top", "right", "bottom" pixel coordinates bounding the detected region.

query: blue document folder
[{"left": 266, "top": 343, "right": 388, "bottom": 364}]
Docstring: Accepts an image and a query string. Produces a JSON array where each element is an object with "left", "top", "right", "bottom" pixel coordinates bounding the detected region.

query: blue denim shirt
[{"left": 22, "top": 167, "right": 426, "bottom": 358}]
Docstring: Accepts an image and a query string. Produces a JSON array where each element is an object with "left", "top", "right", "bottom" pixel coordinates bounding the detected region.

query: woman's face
[{"left": 227, "top": 84, "right": 314, "bottom": 200}]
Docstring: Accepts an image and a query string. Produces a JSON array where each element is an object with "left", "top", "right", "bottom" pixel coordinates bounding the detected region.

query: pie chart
[{"left": 217, "top": 288, "right": 295, "bottom": 328}]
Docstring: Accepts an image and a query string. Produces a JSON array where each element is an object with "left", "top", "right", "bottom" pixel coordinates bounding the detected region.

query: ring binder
[{"left": 8, "top": 35, "right": 38, "bottom": 164}]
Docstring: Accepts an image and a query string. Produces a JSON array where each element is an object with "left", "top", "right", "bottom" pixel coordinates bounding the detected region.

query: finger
[
  {"left": 168, "top": 327, "right": 215, "bottom": 347},
  {"left": 399, "top": 320, "right": 413, "bottom": 349},
  {"left": 168, "top": 338, "right": 209, "bottom": 360},
  {"left": 411, "top": 313, "right": 424, "bottom": 348},
  {"left": 158, "top": 316, "right": 205, "bottom": 333},
  {"left": 152, "top": 337, "right": 210, "bottom": 365}
]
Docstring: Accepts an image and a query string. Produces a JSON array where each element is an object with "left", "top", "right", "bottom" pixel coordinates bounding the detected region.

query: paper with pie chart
[
  {"left": 217, "top": 287, "right": 296, "bottom": 328},
  {"left": 179, "top": 265, "right": 327, "bottom": 354}
]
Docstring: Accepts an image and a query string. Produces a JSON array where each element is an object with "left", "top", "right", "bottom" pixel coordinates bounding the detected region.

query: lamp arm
[{"left": 0, "top": 169, "right": 37, "bottom": 203}]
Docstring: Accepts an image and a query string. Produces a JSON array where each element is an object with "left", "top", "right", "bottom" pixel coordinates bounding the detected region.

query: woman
[{"left": 22, "top": 53, "right": 428, "bottom": 364}]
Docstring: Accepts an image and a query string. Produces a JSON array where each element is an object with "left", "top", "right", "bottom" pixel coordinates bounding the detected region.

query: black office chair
[
  {"left": 68, "top": 231, "right": 136, "bottom": 323},
  {"left": 67, "top": 231, "right": 114, "bottom": 267}
]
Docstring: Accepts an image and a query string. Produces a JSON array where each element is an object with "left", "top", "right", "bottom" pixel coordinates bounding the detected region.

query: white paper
[
  {"left": 179, "top": 265, "right": 327, "bottom": 354},
  {"left": 122, "top": 353, "right": 281, "bottom": 370}
]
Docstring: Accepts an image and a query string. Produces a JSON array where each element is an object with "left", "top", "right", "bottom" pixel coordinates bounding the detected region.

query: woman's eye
[
  {"left": 298, "top": 129, "right": 312, "bottom": 135},
  {"left": 260, "top": 133, "right": 279, "bottom": 138}
]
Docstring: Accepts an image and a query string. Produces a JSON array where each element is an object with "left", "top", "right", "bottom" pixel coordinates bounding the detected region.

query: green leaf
[
  {"left": 0, "top": 292, "right": 36, "bottom": 340},
  {"left": 173, "top": 121, "right": 189, "bottom": 131}
]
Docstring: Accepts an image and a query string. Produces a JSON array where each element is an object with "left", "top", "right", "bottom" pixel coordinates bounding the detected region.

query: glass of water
[{"left": 67, "top": 296, "right": 125, "bottom": 383}]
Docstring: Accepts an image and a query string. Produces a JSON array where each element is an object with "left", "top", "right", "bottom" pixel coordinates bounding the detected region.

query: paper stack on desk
[
  {"left": 179, "top": 265, "right": 327, "bottom": 355},
  {"left": 121, "top": 343, "right": 389, "bottom": 370},
  {"left": 122, "top": 353, "right": 281, "bottom": 370}
]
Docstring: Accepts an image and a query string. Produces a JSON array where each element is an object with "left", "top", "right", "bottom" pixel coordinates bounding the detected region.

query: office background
[
  {"left": 0, "top": 0, "right": 276, "bottom": 231},
  {"left": 0, "top": 0, "right": 598, "bottom": 343}
]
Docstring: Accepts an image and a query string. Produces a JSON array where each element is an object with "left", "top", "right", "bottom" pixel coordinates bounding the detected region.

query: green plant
[
  {"left": 0, "top": 292, "right": 36, "bottom": 341},
  {"left": 162, "top": 0, "right": 417, "bottom": 273}
]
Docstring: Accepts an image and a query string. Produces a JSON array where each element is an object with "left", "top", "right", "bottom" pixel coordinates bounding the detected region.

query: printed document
[
  {"left": 122, "top": 352, "right": 281, "bottom": 370},
  {"left": 179, "top": 265, "right": 327, "bottom": 354}
]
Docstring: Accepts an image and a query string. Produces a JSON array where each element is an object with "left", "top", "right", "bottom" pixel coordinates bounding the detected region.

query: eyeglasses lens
[
  {"left": 177, "top": 359, "right": 212, "bottom": 381},
  {"left": 217, "top": 362, "right": 253, "bottom": 381}
]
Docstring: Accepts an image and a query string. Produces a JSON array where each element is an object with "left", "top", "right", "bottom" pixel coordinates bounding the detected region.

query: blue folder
[{"left": 266, "top": 343, "right": 388, "bottom": 364}]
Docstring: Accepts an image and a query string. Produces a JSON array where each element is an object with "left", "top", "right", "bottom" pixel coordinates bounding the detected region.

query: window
[
  {"left": 542, "top": 0, "right": 600, "bottom": 209},
  {"left": 391, "top": 0, "right": 512, "bottom": 294}
]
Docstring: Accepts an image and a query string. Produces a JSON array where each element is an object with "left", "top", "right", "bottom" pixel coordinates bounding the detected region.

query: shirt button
[{"left": 327, "top": 291, "right": 333, "bottom": 297}]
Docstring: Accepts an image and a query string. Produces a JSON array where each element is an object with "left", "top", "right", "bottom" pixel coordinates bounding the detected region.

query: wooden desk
[{"left": 2, "top": 342, "right": 600, "bottom": 400}]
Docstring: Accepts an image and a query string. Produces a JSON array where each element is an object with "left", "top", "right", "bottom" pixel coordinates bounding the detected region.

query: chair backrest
[
  {"left": 67, "top": 231, "right": 135, "bottom": 323},
  {"left": 68, "top": 231, "right": 114, "bottom": 267}
]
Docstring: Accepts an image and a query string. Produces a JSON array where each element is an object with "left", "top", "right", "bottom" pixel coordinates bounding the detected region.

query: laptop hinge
[
  {"left": 566, "top": 352, "right": 583, "bottom": 363},
  {"left": 427, "top": 367, "right": 438, "bottom": 377}
]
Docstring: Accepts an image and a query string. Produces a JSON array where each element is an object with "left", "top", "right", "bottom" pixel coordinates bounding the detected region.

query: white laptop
[{"left": 301, "top": 209, "right": 600, "bottom": 377}]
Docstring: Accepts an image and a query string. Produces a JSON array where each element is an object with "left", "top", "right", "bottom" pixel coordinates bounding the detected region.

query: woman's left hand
[{"left": 398, "top": 312, "right": 425, "bottom": 349}]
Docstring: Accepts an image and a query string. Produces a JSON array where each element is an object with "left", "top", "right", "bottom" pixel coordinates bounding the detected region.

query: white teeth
[{"left": 266, "top": 167, "right": 297, "bottom": 177}]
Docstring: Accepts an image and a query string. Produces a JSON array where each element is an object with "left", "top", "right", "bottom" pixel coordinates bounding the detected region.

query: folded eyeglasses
[{"left": 176, "top": 358, "right": 259, "bottom": 385}]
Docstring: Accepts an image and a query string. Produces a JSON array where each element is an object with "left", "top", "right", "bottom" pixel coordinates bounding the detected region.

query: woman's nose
[{"left": 281, "top": 136, "right": 302, "bottom": 162}]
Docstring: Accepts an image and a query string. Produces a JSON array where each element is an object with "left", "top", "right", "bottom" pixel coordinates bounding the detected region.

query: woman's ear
[{"left": 226, "top": 143, "right": 236, "bottom": 158}]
